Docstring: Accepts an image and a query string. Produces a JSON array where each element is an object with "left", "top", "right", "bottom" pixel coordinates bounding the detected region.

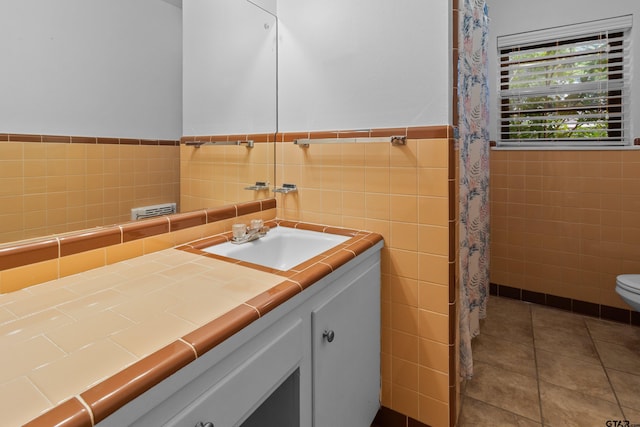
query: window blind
[{"left": 497, "top": 15, "right": 633, "bottom": 146}]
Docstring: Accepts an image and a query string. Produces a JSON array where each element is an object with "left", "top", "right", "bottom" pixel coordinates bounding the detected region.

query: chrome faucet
[{"left": 231, "top": 220, "right": 270, "bottom": 244}]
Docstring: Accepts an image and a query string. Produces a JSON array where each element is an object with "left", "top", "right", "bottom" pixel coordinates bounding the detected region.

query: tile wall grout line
[{"left": 530, "top": 302, "right": 545, "bottom": 426}]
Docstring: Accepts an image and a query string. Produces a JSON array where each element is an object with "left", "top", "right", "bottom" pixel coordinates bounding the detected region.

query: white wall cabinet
[{"left": 99, "top": 242, "right": 382, "bottom": 427}]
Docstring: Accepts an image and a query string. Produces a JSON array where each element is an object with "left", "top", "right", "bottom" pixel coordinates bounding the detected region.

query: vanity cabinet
[{"left": 99, "top": 242, "right": 382, "bottom": 427}]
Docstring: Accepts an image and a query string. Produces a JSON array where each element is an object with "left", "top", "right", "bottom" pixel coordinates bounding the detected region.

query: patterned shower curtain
[{"left": 458, "top": 0, "right": 490, "bottom": 380}]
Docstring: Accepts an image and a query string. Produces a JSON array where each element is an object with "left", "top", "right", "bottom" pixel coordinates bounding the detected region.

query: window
[{"left": 497, "top": 16, "right": 632, "bottom": 147}]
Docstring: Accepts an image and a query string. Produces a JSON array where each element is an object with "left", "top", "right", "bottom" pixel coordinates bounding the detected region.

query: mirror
[
  {"left": 0, "top": 0, "right": 277, "bottom": 245},
  {"left": 180, "top": 0, "right": 277, "bottom": 213},
  {"left": 183, "top": 0, "right": 277, "bottom": 136}
]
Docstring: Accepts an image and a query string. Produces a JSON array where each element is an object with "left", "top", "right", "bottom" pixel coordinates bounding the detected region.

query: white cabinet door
[{"left": 311, "top": 263, "right": 380, "bottom": 427}]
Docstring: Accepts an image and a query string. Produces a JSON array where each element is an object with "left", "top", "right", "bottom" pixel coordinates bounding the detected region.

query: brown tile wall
[
  {"left": 490, "top": 149, "right": 640, "bottom": 310},
  {"left": 0, "top": 199, "right": 275, "bottom": 293},
  {"left": 4, "top": 126, "right": 457, "bottom": 426},
  {"left": 0, "top": 134, "right": 180, "bottom": 244},
  {"left": 274, "top": 127, "right": 456, "bottom": 427}
]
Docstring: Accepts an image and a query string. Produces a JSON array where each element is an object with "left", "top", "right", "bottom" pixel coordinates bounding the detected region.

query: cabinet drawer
[{"left": 165, "top": 318, "right": 303, "bottom": 427}]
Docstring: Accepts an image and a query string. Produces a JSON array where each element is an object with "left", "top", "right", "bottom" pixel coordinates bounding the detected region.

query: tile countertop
[{"left": 0, "top": 222, "right": 382, "bottom": 427}]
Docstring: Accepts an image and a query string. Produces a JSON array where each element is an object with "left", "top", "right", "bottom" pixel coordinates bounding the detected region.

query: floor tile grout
[
  {"left": 586, "top": 316, "right": 627, "bottom": 421},
  {"left": 530, "top": 303, "right": 545, "bottom": 426}
]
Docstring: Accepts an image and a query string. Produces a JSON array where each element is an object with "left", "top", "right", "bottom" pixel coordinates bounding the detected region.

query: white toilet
[{"left": 615, "top": 274, "right": 640, "bottom": 311}]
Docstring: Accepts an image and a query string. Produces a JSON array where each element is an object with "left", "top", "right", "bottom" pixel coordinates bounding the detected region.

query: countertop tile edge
[
  {"left": 79, "top": 340, "right": 196, "bottom": 424},
  {"left": 244, "top": 280, "right": 302, "bottom": 317},
  {"left": 23, "top": 397, "right": 92, "bottom": 427},
  {"left": 182, "top": 304, "right": 260, "bottom": 357}
]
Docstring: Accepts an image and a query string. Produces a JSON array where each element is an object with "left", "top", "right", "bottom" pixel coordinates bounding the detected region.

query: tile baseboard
[{"left": 489, "top": 283, "right": 640, "bottom": 327}]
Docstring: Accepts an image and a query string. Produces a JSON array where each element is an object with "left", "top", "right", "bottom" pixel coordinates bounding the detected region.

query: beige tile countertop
[
  {"left": 0, "top": 222, "right": 382, "bottom": 427},
  {"left": 0, "top": 248, "right": 285, "bottom": 426}
]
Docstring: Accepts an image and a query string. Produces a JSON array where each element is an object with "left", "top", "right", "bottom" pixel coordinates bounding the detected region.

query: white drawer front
[{"left": 165, "top": 318, "right": 303, "bottom": 427}]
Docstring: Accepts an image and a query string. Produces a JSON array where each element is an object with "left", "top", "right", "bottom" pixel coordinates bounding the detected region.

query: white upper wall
[
  {"left": 0, "top": 0, "right": 182, "bottom": 140},
  {"left": 1, "top": 1, "right": 451, "bottom": 140},
  {"left": 277, "top": 0, "right": 452, "bottom": 132},
  {"left": 486, "top": 0, "right": 640, "bottom": 142},
  {"left": 184, "top": 0, "right": 452, "bottom": 135}
]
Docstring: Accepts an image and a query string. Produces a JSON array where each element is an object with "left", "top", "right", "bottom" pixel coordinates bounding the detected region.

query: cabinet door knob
[
  {"left": 323, "top": 329, "right": 335, "bottom": 343},
  {"left": 195, "top": 422, "right": 214, "bottom": 427}
]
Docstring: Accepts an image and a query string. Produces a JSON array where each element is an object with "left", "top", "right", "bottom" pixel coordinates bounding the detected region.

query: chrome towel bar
[
  {"left": 185, "top": 140, "right": 254, "bottom": 148},
  {"left": 294, "top": 136, "right": 406, "bottom": 147}
]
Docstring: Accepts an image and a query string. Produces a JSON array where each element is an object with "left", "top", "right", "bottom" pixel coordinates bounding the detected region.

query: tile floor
[{"left": 457, "top": 296, "right": 640, "bottom": 427}]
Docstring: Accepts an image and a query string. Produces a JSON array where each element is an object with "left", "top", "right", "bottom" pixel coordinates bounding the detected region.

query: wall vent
[{"left": 131, "top": 203, "right": 176, "bottom": 220}]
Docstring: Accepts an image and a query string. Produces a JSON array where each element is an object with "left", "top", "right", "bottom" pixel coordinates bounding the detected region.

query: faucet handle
[{"left": 232, "top": 223, "right": 247, "bottom": 240}]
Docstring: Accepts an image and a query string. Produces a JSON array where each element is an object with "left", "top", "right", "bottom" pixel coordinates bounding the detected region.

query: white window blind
[{"left": 497, "top": 15, "right": 633, "bottom": 147}]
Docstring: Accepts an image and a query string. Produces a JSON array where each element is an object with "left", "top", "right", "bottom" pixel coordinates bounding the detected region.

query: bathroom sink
[{"left": 202, "top": 226, "right": 351, "bottom": 270}]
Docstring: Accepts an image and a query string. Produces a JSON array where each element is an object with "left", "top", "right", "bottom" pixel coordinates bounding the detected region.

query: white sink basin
[{"left": 202, "top": 226, "right": 351, "bottom": 270}]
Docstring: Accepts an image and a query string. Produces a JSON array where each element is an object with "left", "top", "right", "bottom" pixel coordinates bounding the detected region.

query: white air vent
[{"left": 131, "top": 203, "right": 176, "bottom": 220}]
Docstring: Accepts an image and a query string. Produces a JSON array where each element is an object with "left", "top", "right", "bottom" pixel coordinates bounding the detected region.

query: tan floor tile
[
  {"left": 594, "top": 340, "right": 640, "bottom": 374},
  {"left": 534, "top": 324, "right": 599, "bottom": 364},
  {"left": 531, "top": 305, "right": 587, "bottom": 333},
  {"left": 468, "top": 298, "right": 639, "bottom": 426},
  {"left": 536, "top": 349, "right": 616, "bottom": 403},
  {"left": 487, "top": 296, "right": 533, "bottom": 321},
  {"left": 480, "top": 302, "right": 533, "bottom": 346},
  {"left": 623, "top": 406, "right": 640, "bottom": 425},
  {"left": 585, "top": 318, "right": 640, "bottom": 349},
  {"left": 458, "top": 396, "right": 541, "bottom": 427},
  {"left": 464, "top": 361, "right": 541, "bottom": 422},
  {"left": 540, "top": 381, "right": 623, "bottom": 427},
  {"left": 607, "top": 369, "right": 640, "bottom": 411},
  {"left": 471, "top": 332, "right": 536, "bottom": 378}
]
